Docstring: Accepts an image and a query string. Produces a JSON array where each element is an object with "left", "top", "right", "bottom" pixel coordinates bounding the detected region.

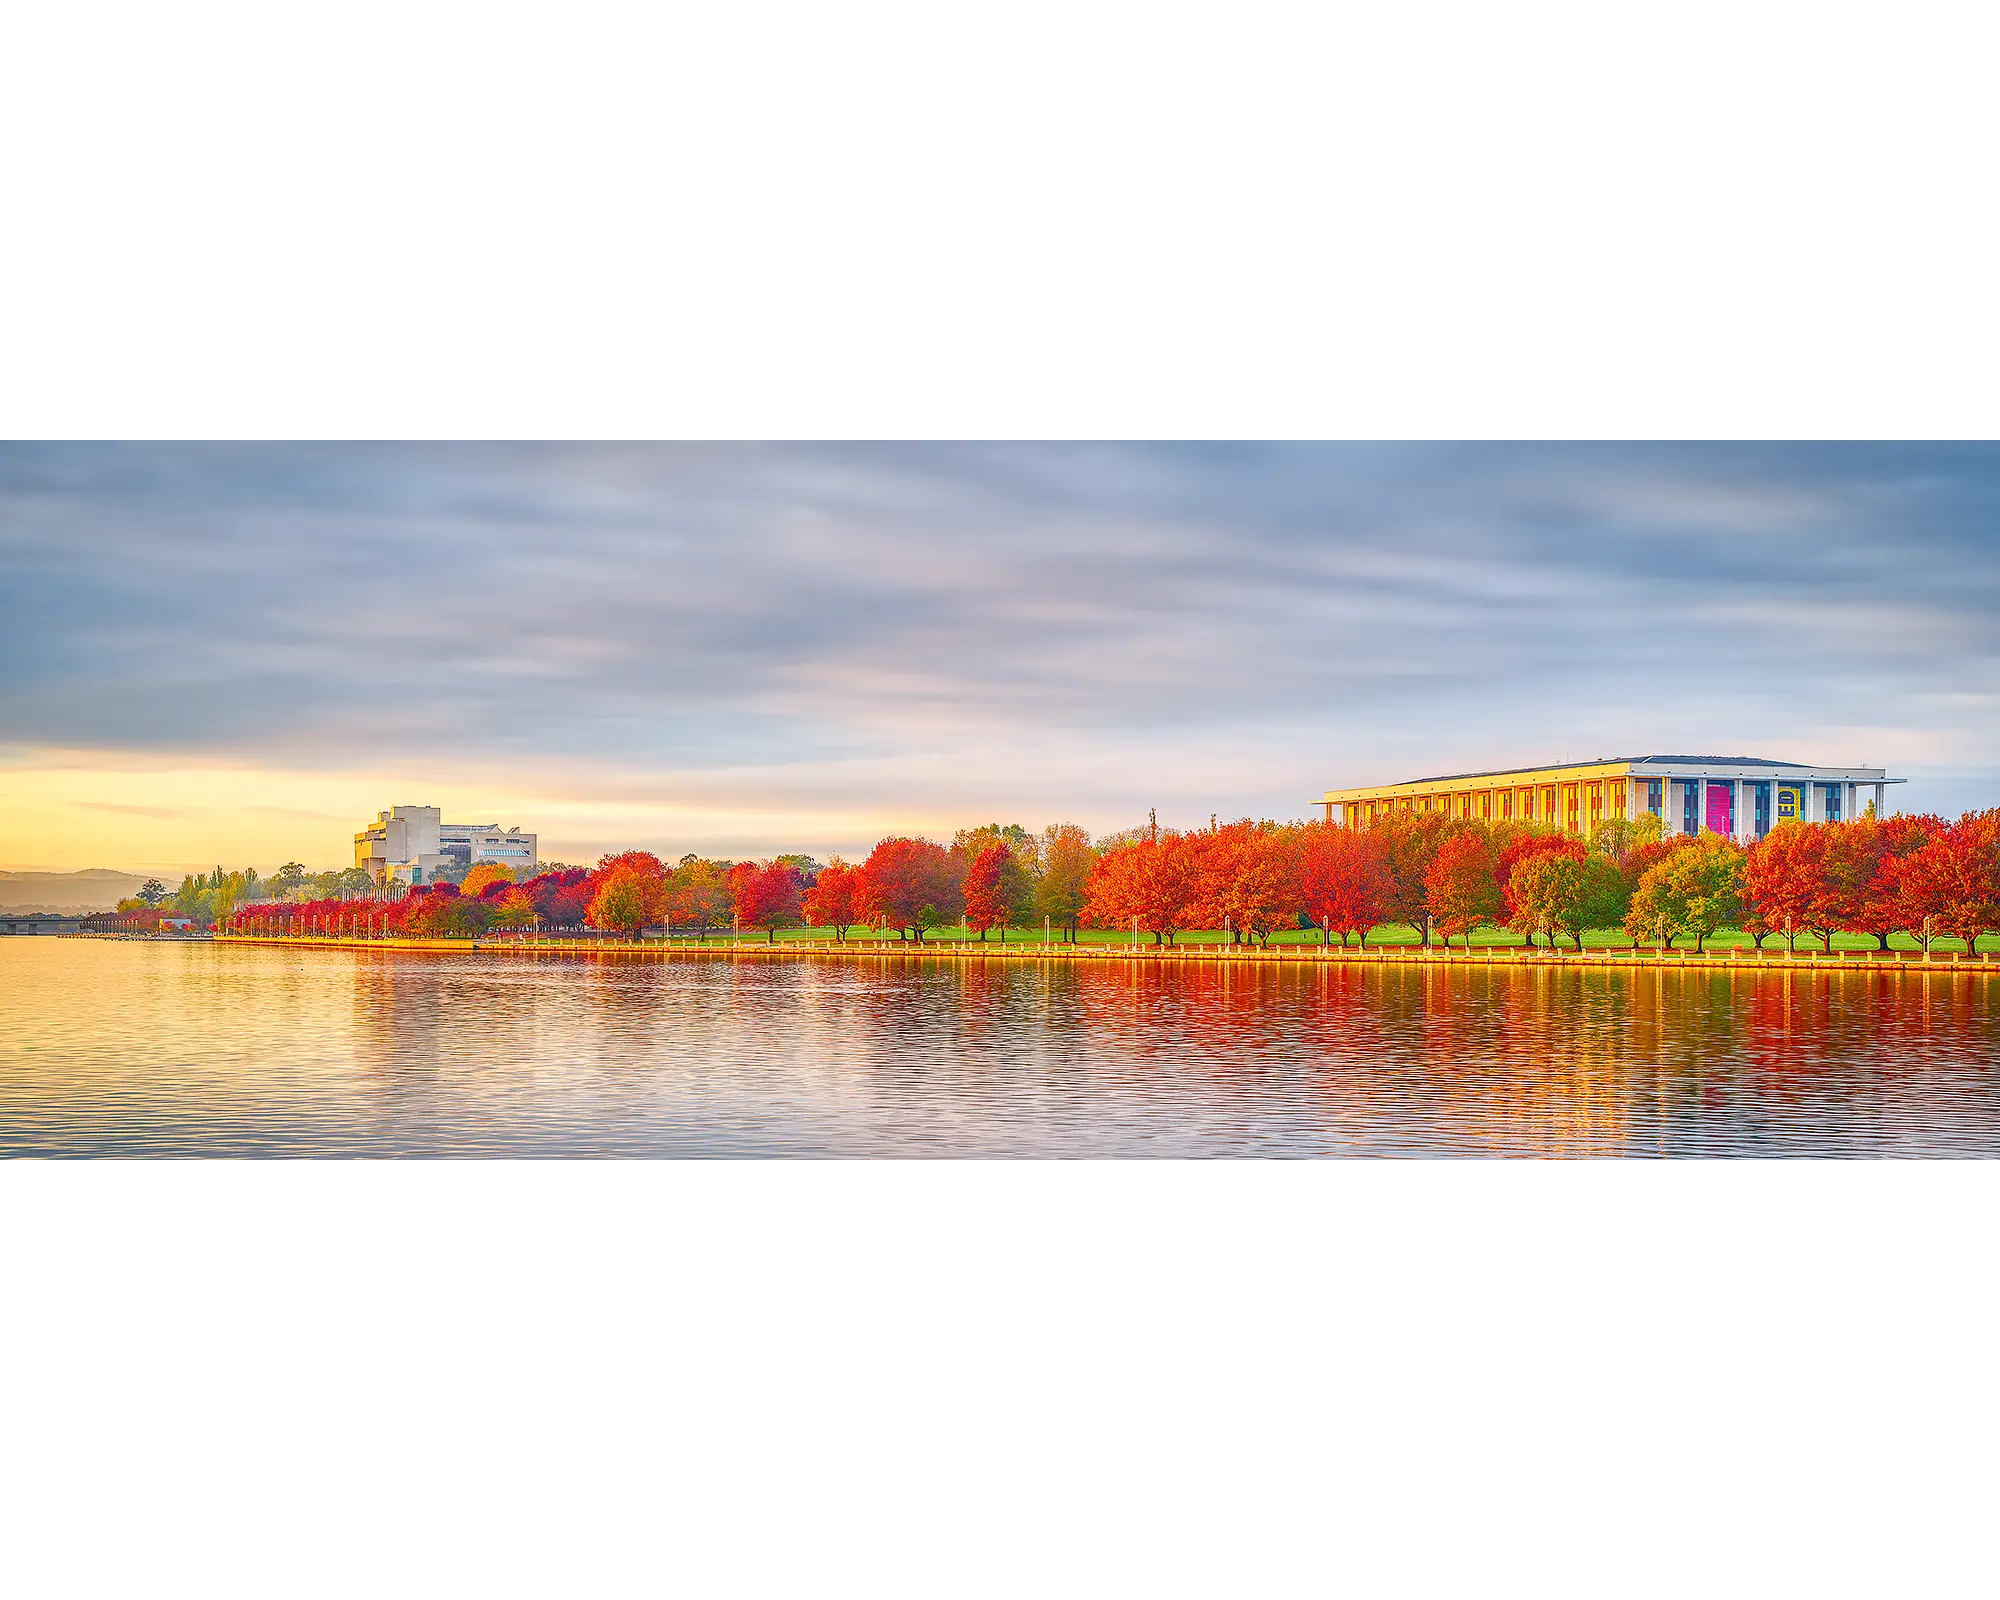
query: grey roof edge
[{"left": 1324, "top": 754, "right": 1899, "bottom": 792}]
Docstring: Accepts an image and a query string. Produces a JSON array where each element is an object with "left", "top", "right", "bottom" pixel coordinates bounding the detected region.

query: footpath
[{"left": 190, "top": 933, "right": 2000, "bottom": 975}]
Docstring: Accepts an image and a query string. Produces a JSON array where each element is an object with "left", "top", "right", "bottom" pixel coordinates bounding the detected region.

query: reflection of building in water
[
  {"left": 353, "top": 805, "right": 538, "bottom": 886},
  {"left": 1324, "top": 755, "right": 1903, "bottom": 842}
]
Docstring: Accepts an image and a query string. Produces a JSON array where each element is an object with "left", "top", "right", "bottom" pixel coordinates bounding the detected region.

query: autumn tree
[
  {"left": 961, "top": 844, "right": 1012, "bottom": 940},
  {"left": 1828, "top": 813, "right": 1940, "bottom": 949},
  {"left": 1589, "top": 810, "right": 1663, "bottom": 870},
  {"left": 1509, "top": 853, "right": 1582, "bottom": 951},
  {"left": 856, "top": 837, "right": 962, "bottom": 942},
  {"left": 1035, "top": 823, "right": 1095, "bottom": 942},
  {"left": 1424, "top": 832, "right": 1501, "bottom": 951},
  {"left": 460, "top": 861, "right": 516, "bottom": 898},
  {"left": 1743, "top": 822, "right": 1828, "bottom": 951},
  {"left": 954, "top": 825, "right": 1040, "bottom": 934},
  {"left": 1296, "top": 823, "right": 1392, "bottom": 946},
  {"left": 1192, "top": 820, "right": 1300, "bottom": 945},
  {"left": 730, "top": 859, "right": 806, "bottom": 942},
  {"left": 1083, "top": 834, "right": 1199, "bottom": 945},
  {"left": 588, "top": 864, "right": 666, "bottom": 940},
  {"left": 1496, "top": 832, "right": 1586, "bottom": 934},
  {"left": 1883, "top": 810, "right": 2000, "bottom": 952},
  {"left": 802, "top": 856, "right": 862, "bottom": 939},
  {"left": 1624, "top": 835, "right": 1745, "bottom": 953},
  {"left": 1370, "top": 811, "right": 1457, "bottom": 945},
  {"left": 1576, "top": 855, "right": 1634, "bottom": 941},
  {"left": 665, "top": 857, "right": 734, "bottom": 939},
  {"left": 489, "top": 887, "right": 538, "bottom": 929}
]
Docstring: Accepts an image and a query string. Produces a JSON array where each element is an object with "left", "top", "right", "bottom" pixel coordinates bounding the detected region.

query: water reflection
[{"left": 2, "top": 942, "right": 1996, "bottom": 1156}]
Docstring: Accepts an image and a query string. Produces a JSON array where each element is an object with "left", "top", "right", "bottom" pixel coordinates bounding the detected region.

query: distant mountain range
[{"left": 0, "top": 869, "right": 150, "bottom": 913}]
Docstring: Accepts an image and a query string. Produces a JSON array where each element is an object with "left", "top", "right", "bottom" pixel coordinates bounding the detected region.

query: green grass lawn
[{"left": 722, "top": 922, "right": 1999, "bottom": 954}]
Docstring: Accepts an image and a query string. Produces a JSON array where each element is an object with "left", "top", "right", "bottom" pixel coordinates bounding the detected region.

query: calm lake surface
[{"left": 4, "top": 939, "right": 1998, "bottom": 1156}]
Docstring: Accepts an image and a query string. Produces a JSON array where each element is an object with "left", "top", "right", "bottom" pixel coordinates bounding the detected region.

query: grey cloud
[{"left": 3, "top": 444, "right": 1998, "bottom": 824}]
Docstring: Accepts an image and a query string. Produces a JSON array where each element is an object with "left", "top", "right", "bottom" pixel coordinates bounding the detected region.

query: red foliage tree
[
  {"left": 730, "top": 860, "right": 806, "bottom": 942},
  {"left": 519, "top": 867, "right": 593, "bottom": 928},
  {"left": 1742, "top": 823, "right": 1834, "bottom": 951},
  {"left": 1425, "top": 832, "right": 1502, "bottom": 951},
  {"left": 802, "top": 857, "right": 862, "bottom": 939},
  {"left": 961, "top": 843, "right": 1012, "bottom": 941},
  {"left": 1296, "top": 824, "right": 1392, "bottom": 946},
  {"left": 1828, "top": 813, "right": 1941, "bottom": 948},
  {"left": 855, "top": 838, "right": 962, "bottom": 942},
  {"left": 1083, "top": 834, "right": 1200, "bottom": 945},
  {"left": 1884, "top": 810, "right": 2000, "bottom": 951}
]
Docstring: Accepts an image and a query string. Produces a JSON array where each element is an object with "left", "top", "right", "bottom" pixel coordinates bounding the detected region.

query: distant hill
[{"left": 0, "top": 869, "right": 150, "bottom": 913}]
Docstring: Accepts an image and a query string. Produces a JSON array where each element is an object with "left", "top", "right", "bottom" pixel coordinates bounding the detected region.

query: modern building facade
[
  {"left": 1323, "top": 756, "right": 1903, "bottom": 843},
  {"left": 354, "top": 805, "right": 539, "bottom": 886}
]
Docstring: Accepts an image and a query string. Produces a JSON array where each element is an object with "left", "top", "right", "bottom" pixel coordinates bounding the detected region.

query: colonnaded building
[
  {"left": 354, "top": 805, "right": 539, "bottom": 886},
  {"left": 1323, "top": 756, "right": 1903, "bottom": 843}
]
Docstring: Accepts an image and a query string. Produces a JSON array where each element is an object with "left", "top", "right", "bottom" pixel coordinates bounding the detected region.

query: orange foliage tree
[
  {"left": 459, "top": 861, "right": 516, "bottom": 898},
  {"left": 587, "top": 863, "right": 667, "bottom": 940},
  {"left": 1190, "top": 821, "right": 1300, "bottom": 945},
  {"left": 1083, "top": 834, "right": 1199, "bottom": 945}
]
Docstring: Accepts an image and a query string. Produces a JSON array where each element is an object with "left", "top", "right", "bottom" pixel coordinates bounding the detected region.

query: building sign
[{"left": 1775, "top": 786, "right": 1800, "bottom": 821}]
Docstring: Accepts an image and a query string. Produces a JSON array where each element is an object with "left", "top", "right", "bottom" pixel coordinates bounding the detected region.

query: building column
[
  {"left": 1732, "top": 778, "right": 1743, "bottom": 842},
  {"left": 1874, "top": 781, "right": 1885, "bottom": 818}
]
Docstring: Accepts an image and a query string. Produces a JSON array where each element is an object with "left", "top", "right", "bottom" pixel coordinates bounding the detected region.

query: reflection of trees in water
[{"left": 13, "top": 944, "right": 1998, "bottom": 1155}]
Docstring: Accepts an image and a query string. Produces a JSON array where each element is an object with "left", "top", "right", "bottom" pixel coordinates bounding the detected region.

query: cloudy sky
[{"left": 4, "top": 443, "right": 1997, "bottom": 874}]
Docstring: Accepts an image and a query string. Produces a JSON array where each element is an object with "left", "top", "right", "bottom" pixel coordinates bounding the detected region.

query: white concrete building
[{"left": 355, "top": 806, "right": 539, "bottom": 886}]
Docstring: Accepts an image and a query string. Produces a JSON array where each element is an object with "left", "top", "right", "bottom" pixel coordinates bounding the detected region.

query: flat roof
[
  {"left": 1324, "top": 755, "right": 1899, "bottom": 803},
  {"left": 1397, "top": 754, "right": 1808, "bottom": 785}
]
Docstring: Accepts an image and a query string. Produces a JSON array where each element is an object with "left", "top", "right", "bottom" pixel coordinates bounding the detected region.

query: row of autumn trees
[
  {"left": 1076, "top": 808, "right": 2000, "bottom": 952},
  {"left": 213, "top": 806, "right": 2000, "bottom": 951}
]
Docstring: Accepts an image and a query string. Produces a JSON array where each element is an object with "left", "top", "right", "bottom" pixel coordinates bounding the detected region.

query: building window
[
  {"left": 1682, "top": 782, "right": 1699, "bottom": 837},
  {"left": 1647, "top": 779, "right": 1662, "bottom": 815},
  {"left": 1824, "top": 783, "right": 1842, "bottom": 823}
]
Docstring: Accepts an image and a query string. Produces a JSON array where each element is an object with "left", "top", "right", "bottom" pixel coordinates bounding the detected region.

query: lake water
[{"left": 4, "top": 939, "right": 1998, "bottom": 1156}]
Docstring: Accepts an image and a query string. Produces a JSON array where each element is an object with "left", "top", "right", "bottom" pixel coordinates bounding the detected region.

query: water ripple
[{"left": 2, "top": 941, "right": 1996, "bottom": 1157}]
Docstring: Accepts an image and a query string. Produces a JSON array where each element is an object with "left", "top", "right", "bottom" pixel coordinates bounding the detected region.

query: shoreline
[{"left": 86, "top": 932, "right": 1995, "bottom": 974}]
